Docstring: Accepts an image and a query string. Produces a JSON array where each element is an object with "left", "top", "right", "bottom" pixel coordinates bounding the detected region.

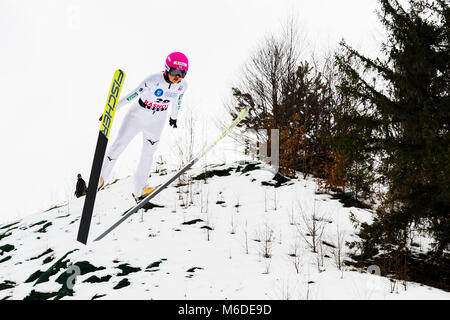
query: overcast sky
[{"left": 0, "top": 0, "right": 384, "bottom": 223}]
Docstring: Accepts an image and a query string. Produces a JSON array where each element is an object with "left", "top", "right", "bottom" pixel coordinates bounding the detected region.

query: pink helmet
[{"left": 164, "top": 52, "right": 189, "bottom": 78}]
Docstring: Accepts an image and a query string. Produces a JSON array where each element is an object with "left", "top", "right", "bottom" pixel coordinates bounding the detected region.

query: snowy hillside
[{"left": 0, "top": 160, "right": 448, "bottom": 300}]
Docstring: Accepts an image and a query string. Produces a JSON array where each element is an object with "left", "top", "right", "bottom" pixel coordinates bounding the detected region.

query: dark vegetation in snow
[
  {"left": 0, "top": 244, "right": 15, "bottom": 255},
  {"left": 0, "top": 280, "right": 15, "bottom": 291},
  {"left": 28, "top": 248, "right": 54, "bottom": 261},
  {"left": 182, "top": 219, "right": 204, "bottom": 225},
  {"left": 0, "top": 256, "right": 12, "bottom": 263},
  {"left": 146, "top": 259, "right": 167, "bottom": 272},
  {"left": 36, "top": 222, "right": 52, "bottom": 233},
  {"left": 113, "top": 278, "right": 130, "bottom": 290},
  {"left": 84, "top": 275, "right": 112, "bottom": 283},
  {"left": 116, "top": 263, "right": 141, "bottom": 276},
  {"left": 261, "top": 172, "right": 290, "bottom": 188},
  {"left": 193, "top": 168, "right": 233, "bottom": 180},
  {"left": 91, "top": 293, "right": 107, "bottom": 300}
]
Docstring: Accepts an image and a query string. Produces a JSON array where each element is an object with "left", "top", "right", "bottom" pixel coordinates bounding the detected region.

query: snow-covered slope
[{"left": 0, "top": 161, "right": 448, "bottom": 300}]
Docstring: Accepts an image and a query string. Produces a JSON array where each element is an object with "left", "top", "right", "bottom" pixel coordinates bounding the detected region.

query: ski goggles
[{"left": 168, "top": 67, "right": 187, "bottom": 78}]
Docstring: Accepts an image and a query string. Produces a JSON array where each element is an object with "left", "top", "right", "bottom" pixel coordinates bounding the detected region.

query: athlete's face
[{"left": 168, "top": 74, "right": 182, "bottom": 84}]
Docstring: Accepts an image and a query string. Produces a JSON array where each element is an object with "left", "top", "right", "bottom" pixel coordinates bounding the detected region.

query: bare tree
[
  {"left": 289, "top": 241, "right": 303, "bottom": 274},
  {"left": 258, "top": 223, "right": 275, "bottom": 259},
  {"left": 173, "top": 106, "right": 197, "bottom": 205},
  {"left": 296, "top": 200, "right": 326, "bottom": 253},
  {"left": 230, "top": 213, "right": 237, "bottom": 235},
  {"left": 263, "top": 257, "right": 272, "bottom": 274},
  {"left": 331, "top": 223, "right": 347, "bottom": 270},
  {"left": 288, "top": 203, "right": 296, "bottom": 225},
  {"left": 200, "top": 185, "right": 209, "bottom": 214},
  {"left": 259, "top": 223, "right": 275, "bottom": 274},
  {"left": 273, "top": 189, "right": 278, "bottom": 211},
  {"left": 316, "top": 240, "right": 325, "bottom": 273},
  {"left": 244, "top": 219, "right": 249, "bottom": 254},
  {"left": 235, "top": 196, "right": 240, "bottom": 213},
  {"left": 264, "top": 189, "right": 268, "bottom": 213},
  {"left": 278, "top": 279, "right": 293, "bottom": 300},
  {"left": 204, "top": 214, "right": 215, "bottom": 242},
  {"left": 174, "top": 106, "right": 196, "bottom": 166},
  {"left": 172, "top": 191, "right": 177, "bottom": 213},
  {"left": 222, "top": 15, "right": 305, "bottom": 151}
]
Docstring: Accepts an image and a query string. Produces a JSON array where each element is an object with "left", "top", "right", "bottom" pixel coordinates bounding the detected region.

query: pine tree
[{"left": 336, "top": 0, "right": 449, "bottom": 255}]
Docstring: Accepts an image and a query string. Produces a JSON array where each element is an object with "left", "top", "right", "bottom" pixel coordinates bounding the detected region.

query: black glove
[
  {"left": 99, "top": 114, "right": 103, "bottom": 121},
  {"left": 169, "top": 118, "right": 177, "bottom": 128}
]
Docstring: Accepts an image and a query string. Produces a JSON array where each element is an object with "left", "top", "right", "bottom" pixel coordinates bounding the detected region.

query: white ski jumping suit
[{"left": 100, "top": 72, "right": 187, "bottom": 196}]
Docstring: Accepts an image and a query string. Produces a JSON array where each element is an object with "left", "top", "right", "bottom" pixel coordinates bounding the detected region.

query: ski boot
[
  {"left": 98, "top": 177, "right": 105, "bottom": 191},
  {"left": 132, "top": 186, "right": 154, "bottom": 203}
]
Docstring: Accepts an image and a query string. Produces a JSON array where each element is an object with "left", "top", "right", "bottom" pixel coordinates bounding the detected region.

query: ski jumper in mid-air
[{"left": 98, "top": 52, "right": 189, "bottom": 201}]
